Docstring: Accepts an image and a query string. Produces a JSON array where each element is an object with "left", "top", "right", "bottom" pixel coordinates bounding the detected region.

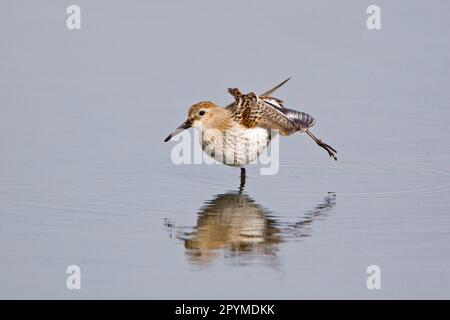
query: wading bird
[{"left": 164, "top": 78, "right": 337, "bottom": 179}]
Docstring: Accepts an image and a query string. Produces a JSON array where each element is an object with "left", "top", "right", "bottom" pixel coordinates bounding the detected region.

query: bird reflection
[{"left": 164, "top": 175, "right": 336, "bottom": 266}]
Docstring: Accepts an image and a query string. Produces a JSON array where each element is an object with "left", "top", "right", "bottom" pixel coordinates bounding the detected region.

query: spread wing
[{"left": 225, "top": 79, "right": 315, "bottom": 135}]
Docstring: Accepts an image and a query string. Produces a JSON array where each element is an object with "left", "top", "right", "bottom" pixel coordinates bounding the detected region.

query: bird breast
[{"left": 200, "top": 126, "right": 271, "bottom": 166}]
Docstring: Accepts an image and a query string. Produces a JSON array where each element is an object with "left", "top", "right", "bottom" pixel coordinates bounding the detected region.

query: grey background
[{"left": 1, "top": 0, "right": 450, "bottom": 298}]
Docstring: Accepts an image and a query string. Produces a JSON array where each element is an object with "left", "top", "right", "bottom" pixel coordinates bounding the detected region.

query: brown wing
[
  {"left": 228, "top": 78, "right": 289, "bottom": 106},
  {"left": 226, "top": 92, "right": 315, "bottom": 136}
]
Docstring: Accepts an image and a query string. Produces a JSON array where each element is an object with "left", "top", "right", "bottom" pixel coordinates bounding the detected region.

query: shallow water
[{"left": 1, "top": 1, "right": 450, "bottom": 299}]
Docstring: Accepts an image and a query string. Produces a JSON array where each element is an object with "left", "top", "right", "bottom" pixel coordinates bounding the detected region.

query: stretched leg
[
  {"left": 239, "top": 168, "right": 246, "bottom": 193},
  {"left": 306, "top": 130, "right": 338, "bottom": 161}
]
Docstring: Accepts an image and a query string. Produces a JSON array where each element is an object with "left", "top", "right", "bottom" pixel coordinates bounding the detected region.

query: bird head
[{"left": 164, "top": 101, "right": 223, "bottom": 142}]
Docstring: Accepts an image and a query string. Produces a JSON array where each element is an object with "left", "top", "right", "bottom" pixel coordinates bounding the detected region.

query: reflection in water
[{"left": 165, "top": 179, "right": 336, "bottom": 266}]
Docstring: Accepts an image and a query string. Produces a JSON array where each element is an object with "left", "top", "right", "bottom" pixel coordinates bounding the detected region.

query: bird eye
[{"left": 199, "top": 110, "right": 206, "bottom": 116}]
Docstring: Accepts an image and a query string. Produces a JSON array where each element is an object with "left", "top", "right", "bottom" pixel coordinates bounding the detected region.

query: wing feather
[{"left": 226, "top": 92, "right": 315, "bottom": 136}]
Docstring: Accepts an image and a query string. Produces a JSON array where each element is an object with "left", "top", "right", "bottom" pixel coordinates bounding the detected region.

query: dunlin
[{"left": 164, "top": 78, "right": 337, "bottom": 177}]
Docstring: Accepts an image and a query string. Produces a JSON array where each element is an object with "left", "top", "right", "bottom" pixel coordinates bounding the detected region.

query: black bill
[{"left": 164, "top": 119, "right": 192, "bottom": 142}]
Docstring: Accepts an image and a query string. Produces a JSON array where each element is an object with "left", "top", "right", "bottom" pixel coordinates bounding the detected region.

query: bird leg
[
  {"left": 306, "top": 130, "right": 338, "bottom": 161},
  {"left": 239, "top": 168, "right": 246, "bottom": 193}
]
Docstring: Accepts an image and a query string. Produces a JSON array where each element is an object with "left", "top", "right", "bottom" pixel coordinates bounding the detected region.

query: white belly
[{"left": 201, "top": 127, "right": 271, "bottom": 166}]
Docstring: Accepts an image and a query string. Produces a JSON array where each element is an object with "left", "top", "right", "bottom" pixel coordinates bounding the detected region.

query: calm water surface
[{"left": 1, "top": 1, "right": 450, "bottom": 298}]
